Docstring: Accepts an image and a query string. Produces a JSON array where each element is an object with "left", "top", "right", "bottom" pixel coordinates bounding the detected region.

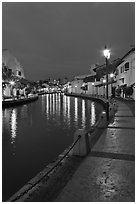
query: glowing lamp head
[
  {"left": 75, "top": 85, "right": 77, "bottom": 88},
  {"left": 103, "top": 79, "right": 106, "bottom": 83},
  {"left": 10, "top": 81, "right": 15, "bottom": 85},
  {"left": 103, "top": 47, "right": 110, "bottom": 59},
  {"left": 110, "top": 73, "right": 114, "bottom": 78},
  {"left": 92, "top": 82, "right": 94, "bottom": 85}
]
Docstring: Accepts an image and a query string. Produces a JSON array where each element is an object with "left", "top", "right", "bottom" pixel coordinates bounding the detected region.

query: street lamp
[
  {"left": 10, "top": 81, "right": 15, "bottom": 86},
  {"left": 110, "top": 73, "right": 114, "bottom": 78},
  {"left": 103, "top": 45, "right": 110, "bottom": 121}
]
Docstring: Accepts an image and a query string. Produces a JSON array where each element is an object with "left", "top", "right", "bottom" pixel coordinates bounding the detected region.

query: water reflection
[
  {"left": 57, "top": 93, "right": 61, "bottom": 116},
  {"left": 41, "top": 94, "right": 97, "bottom": 129},
  {"left": 41, "top": 95, "right": 45, "bottom": 113},
  {"left": 90, "top": 102, "right": 96, "bottom": 126},
  {"left": 82, "top": 99, "right": 86, "bottom": 128},
  {"left": 74, "top": 98, "right": 78, "bottom": 126},
  {"left": 10, "top": 109, "right": 17, "bottom": 145},
  {"left": 46, "top": 94, "right": 49, "bottom": 119},
  {"left": 63, "top": 95, "right": 67, "bottom": 118},
  {"left": 53, "top": 94, "right": 55, "bottom": 115},
  {"left": 67, "top": 96, "right": 70, "bottom": 125},
  {"left": 3, "top": 93, "right": 103, "bottom": 201},
  {"left": 20, "top": 105, "right": 28, "bottom": 119}
]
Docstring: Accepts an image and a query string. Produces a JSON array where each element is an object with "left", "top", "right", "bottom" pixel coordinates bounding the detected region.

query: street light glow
[
  {"left": 10, "top": 81, "right": 15, "bottom": 85},
  {"left": 103, "top": 48, "right": 110, "bottom": 59},
  {"left": 103, "top": 79, "right": 106, "bottom": 83},
  {"left": 110, "top": 73, "right": 114, "bottom": 78},
  {"left": 92, "top": 82, "right": 94, "bottom": 85}
]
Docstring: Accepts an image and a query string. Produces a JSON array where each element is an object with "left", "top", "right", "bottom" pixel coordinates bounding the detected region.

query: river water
[{"left": 2, "top": 93, "right": 103, "bottom": 201}]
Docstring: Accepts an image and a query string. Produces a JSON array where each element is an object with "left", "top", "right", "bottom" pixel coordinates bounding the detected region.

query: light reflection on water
[
  {"left": 10, "top": 109, "right": 17, "bottom": 145},
  {"left": 90, "top": 102, "right": 96, "bottom": 126},
  {"left": 2, "top": 93, "right": 103, "bottom": 201},
  {"left": 74, "top": 97, "right": 78, "bottom": 125},
  {"left": 82, "top": 99, "right": 86, "bottom": 128}
]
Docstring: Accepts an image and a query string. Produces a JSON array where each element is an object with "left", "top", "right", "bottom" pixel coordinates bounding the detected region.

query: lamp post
[
  {"left": 103, "top": 79, "right": 106, "bottom": 97},
  {"left": 103, "top": 45, "right": 110, "bottom": 121},
  {"left": 110, "top": 73, "right": 114, "bottom": 98}
]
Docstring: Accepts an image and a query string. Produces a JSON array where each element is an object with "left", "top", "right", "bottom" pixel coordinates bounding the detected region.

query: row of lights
[{"left": 102, "top": 73, "right": 114, "bottom": 84}]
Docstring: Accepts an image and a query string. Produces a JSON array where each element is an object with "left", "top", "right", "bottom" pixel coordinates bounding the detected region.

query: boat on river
[{"left": 2, "top": 94, "right": 39, "bottom": 108}]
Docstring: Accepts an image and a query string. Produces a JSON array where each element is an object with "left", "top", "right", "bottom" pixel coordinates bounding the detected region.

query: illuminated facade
[{"left": 116, "top": 48, "right": 135, "bottom": 87}]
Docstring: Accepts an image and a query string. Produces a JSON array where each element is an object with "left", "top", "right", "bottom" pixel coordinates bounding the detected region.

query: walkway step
[
  {"left": 89, "top": 151, "right": 135, "bottom": 161},
  {"left": 108, "top": 126, "right": 134, "bottom": 129}
]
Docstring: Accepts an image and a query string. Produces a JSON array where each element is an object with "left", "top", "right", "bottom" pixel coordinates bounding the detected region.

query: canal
[{"left": 2, "top": 93, "right": 104, "bottom": 201}]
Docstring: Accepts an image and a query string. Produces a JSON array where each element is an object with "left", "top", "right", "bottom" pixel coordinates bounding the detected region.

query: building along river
[{"left": 2, "top": 93, "right": 103, "bottom": 201}]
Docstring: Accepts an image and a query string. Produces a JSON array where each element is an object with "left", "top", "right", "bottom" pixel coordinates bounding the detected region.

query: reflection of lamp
[
  {"left": 103, "top": 45, "right": 110, "bottom": 121},
  {"left": 82, "top": 100, "right": 85, "bottom": 128},
  {"left": 10, "top": 109, "right": 17, "bottom": 145}
]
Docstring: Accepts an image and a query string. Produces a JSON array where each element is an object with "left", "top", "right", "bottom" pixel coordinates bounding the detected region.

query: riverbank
[
  {"left": 65, "top": 92, "right": 108, "bottom": 110},
  {"left": 2, "top": 94, "right": 38, "bottom": 108}
]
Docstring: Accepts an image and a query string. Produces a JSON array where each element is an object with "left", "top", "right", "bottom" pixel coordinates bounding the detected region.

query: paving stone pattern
[{"left": 55, "top": 100, "right": 135, "bottom": 202}]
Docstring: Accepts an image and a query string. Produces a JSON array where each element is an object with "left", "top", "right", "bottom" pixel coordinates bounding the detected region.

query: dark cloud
[{"left": 2, "top": 2, "right": 135, "bottom": 80}]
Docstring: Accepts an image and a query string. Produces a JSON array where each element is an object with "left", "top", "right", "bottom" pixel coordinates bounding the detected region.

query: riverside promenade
[
  {"left": 8, "top": 96, "right": 135, "bottom": 202},
  {"left": 55, "top": 98, "right": 135, "bottom": 202}
]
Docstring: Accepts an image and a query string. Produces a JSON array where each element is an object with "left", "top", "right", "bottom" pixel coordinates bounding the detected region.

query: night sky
[{"left": 2, "top": 2, "right": 135, "bottom": 81}]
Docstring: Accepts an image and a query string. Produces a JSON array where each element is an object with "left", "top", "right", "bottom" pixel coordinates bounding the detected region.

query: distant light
[
  {"left": 92, "top": 82, "right": 94, "bottom": 85},
  {"left": 75, "top": 85, "right": 77, "bottom": 88},
  {"left": 10, "top": 81, "right": 15, "bottom": 85},
  {"left": 110, "top": 73, "right": 114, "bottom": 78},
  {"left": 103, "top": 79, "right": 106, "bottom": 83},
  {"left": 103, "top": 47, "right": 110, "bottom": 59}
]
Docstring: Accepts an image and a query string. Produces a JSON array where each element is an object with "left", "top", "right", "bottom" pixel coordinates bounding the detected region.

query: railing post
[
  {"left": 72, "top": 129, "right": 90, "bottom": 156},
  {"left": 109, "top": 103, "right": 115, "bottom": 117},
  {"left": 113, "top": 102, "right": 118, "bottom": 112},
  {"left": 98, "top": 111, "right": 108, "bottom": 128}
]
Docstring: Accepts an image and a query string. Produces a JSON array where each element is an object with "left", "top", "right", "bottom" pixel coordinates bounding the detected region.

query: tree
[
  {"left": 125, "top": 86, "right": 133, "bottom": 97},
  {"left": 2, "top": 63, "right": 14, "bottom": 82},
  {"left": 115, "top": 87, "right": 121, "bottom": 96}
]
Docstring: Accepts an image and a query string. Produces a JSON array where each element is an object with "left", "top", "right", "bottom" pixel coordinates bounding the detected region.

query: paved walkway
[{"left": 55, "top": 100, "right": 135, "bottom": 202}]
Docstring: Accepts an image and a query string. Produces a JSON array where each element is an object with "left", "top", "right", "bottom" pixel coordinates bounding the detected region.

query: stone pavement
[{"left": 55, "top": 100, "right": 135, "bottom": 202}]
